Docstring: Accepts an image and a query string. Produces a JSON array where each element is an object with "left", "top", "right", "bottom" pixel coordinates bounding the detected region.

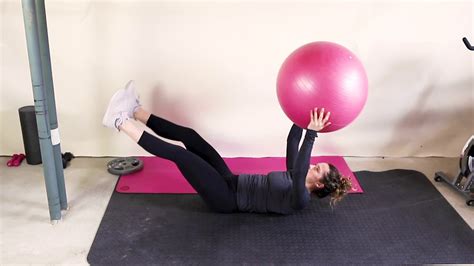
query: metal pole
[
  {"left": 35, "top": 0, "right": 68, "bottom": 211},
  {"left": 21, "top": 0, "right": 61, "bottom": 222}
]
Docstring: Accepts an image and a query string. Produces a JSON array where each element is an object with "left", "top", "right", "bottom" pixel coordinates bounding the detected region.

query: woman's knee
[
  {"left": 180, "top": 127, "right": 198, "bottom": 140},
  {"left": 181, "top": 128, "right": 206, "bottom": 148}
]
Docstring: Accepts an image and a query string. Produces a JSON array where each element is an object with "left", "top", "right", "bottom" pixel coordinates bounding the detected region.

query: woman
[{"left": 103, "top": 81, "right": 351, "bottom": 214}]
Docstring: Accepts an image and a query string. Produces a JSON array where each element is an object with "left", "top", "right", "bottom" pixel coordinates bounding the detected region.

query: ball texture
[{"left": 277, "top": 41, "right": 368, "bottom": 132}]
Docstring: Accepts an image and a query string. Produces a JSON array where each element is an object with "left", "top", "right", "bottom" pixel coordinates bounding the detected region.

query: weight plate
[{"left": 107, "top": 157, "right": 144, "bottom": 175}]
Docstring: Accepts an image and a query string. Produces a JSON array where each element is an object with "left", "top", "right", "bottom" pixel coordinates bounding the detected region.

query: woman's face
[{"left": 307, "top": 163, "right": 330, "bottom": 188}]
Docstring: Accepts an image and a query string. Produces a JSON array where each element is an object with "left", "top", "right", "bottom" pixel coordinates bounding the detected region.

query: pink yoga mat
[{"left": 116, "top": 156, "right": 363, "bottom": 193}]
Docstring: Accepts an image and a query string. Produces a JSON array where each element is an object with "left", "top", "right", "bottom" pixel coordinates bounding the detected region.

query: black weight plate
[{"left": 107, "top": 157, "right": 144, "bottom": 175}]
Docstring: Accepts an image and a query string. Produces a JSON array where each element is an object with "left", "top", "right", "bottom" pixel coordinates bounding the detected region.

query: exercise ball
[{"left": 277, "top": 41, "right": 368, "bottom": 132}]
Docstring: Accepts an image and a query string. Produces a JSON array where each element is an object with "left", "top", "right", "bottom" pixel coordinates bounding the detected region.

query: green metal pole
[
  {"left": 21, "top": 0, "right": 61, "bottom": 221},
  {"left": 35, "top": 0, "right": 68, "bottom": 211}
]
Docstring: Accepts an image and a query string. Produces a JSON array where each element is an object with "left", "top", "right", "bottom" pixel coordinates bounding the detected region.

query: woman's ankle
[
  {"left": 132, "top": 106, "right": 142, "bottom": 120},
  {"left": 134, "top": 107, "right": 151, "bottom": 124}
]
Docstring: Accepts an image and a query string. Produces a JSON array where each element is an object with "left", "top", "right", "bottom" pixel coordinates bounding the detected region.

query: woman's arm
[
  {"left": 291, "top": 129, "right": 317, "bottom": 208},
  {"left": 291, "top": 108, "right": 331, "bottom": 209},
  {"left": 286, "top": 124, "right": 303, "bottom": 171}
]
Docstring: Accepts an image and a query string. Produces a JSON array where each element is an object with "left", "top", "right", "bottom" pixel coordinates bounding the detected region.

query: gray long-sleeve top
[{"left": 236, "top": 124, "right": 318, "bottom": 214}]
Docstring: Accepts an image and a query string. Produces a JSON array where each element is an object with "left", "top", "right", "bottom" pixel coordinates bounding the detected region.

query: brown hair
[{"left": 312, "top": 163, "right": 352, "bottom": 208}]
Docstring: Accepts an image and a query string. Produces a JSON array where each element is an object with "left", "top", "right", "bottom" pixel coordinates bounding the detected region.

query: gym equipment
[
  {"left": 61, "top": 152, "right": 75, "bottom": 169},
  {"left": 89, "top": 170, "right": 474, "bottom": 265},
  {"left": 115, "top": 156, "right": 363, "bottom": 194},
  {"left": 276, "top": 41, "right": 368, "bottom": 132},
  {"left": 434, "top": 136, "right": 474, "bottom": 206},
  {"left": 18, "top": 106, "right": 42, "bottom": 165},
  {"left": 107, "top": 157, "right": 144, "bottom": 176},
  {"left": 433, "top": 37, "right": 473, "bottom": 207},
  {"left": 463, "top": 37, "right": 474, "bottom": 50},
  {"left": 22, "top": 0, "right": 68, "bottom": 222}
]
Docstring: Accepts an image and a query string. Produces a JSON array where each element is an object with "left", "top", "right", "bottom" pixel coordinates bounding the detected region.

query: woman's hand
[{"left": 307, "top": 107, "right": 331, "bottom": 131}]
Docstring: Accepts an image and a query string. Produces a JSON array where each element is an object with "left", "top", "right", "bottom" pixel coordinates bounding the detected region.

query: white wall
[{"left": 1, "top": 0, "right": 473, "bottom": 157}]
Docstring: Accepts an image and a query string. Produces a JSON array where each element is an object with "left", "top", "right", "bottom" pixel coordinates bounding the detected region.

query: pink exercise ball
[{"left": 276, "top": 41, "right": 368, "bottom": 132}]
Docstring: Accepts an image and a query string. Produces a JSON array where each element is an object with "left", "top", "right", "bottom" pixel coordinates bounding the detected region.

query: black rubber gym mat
[{"left": 88, "top": 169, "right": 474, "bottom": 265}]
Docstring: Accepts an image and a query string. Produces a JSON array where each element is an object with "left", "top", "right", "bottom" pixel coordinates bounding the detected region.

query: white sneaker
[
  {"left": 102, "top": 89, "right": 131, "bottom": 132},
  {"left": 124, "top": 80, "right": 142, "bottom": 119}
]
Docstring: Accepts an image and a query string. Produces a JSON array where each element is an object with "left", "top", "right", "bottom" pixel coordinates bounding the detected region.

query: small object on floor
[
  {"left": 6, "top": 154, "right": 19, "bottom": 166},
  {"left": 6, "top": 153, "right": 26, "bottom": 167},
  {"left": 62, "top": 152, "right": 75, "bottom": 169},
  {"left": 107, "top": 157, "right": 144, "bottom": 175}
]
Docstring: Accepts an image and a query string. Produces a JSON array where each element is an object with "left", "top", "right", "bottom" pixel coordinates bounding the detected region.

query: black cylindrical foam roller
[{"left": 18, "top": 106, "right": 42, "bottom": 165}]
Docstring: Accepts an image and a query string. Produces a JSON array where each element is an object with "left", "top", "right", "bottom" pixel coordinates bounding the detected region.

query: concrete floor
[{"left": 0, "top": 156, "right": 472, "bottom": 265}]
